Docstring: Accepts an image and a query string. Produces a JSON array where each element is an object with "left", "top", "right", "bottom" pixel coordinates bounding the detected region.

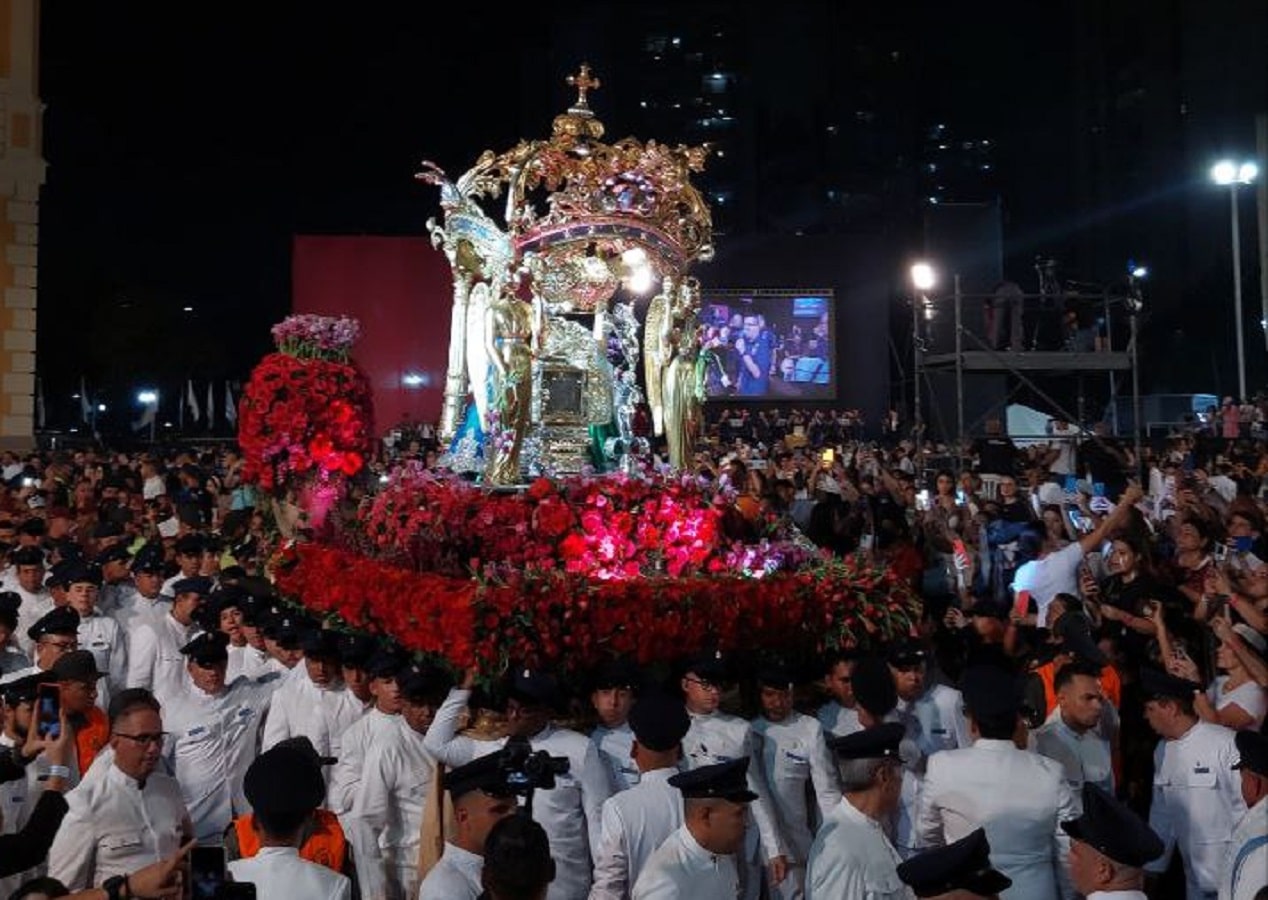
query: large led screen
[{"left": 699, "top": 290, "right": 835, "bottom": 401}]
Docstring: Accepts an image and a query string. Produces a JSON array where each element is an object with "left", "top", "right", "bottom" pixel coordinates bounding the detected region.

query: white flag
[
  {"left": 224, "top": 381, "right": 238, "bottom": 424},
  {"left": 132, "top": 400, "right": 156, "bottom": 432},
  {"left": 206, "top": 381, "right": 215, "bottom": 429},
  {"left": 186, "top": 380, "right": 200, "bottom": 423},
  {"left": 79, "top": 376, "right": 91, "bottom": 423}
]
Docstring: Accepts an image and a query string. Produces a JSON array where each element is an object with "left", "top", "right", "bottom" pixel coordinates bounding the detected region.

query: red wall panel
[{"left": 291, "top": 235, "right": 452, "bottom": 435}]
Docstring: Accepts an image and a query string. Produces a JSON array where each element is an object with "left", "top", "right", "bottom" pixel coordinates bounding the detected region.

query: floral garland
[
  {"left": 274, "top": 542, "right": 920, "bottom": 675},
  {"left": 239, "top": 316, "right": 374, "bottom": 496},
  {"left": 357, "top": 465, "right": 817, "bottom": 580}
]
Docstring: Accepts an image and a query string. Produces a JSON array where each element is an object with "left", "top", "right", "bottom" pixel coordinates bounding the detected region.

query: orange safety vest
[
  {"left": 75, "top": 707, "right": 110, "bottom": 775},
  {"left": 233, "top": 809, "right": 348, "bottom": 873},
  {"left": 1037, "top": 660, "right": 1123, "bottom": 715}
]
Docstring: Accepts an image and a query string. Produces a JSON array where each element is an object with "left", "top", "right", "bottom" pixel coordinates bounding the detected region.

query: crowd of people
[{"left": 0, "top": 407, "right": 1265, "bottom": 900}]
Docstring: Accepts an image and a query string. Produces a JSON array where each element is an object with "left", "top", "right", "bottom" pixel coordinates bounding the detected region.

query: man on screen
[{"left": 735, "top": 315, "right": 772, "bottom": 395}]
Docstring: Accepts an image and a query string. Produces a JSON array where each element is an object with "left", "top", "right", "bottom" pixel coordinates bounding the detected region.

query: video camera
[{"left": 498, "top": 735, "right": 570, "bottom": 799}]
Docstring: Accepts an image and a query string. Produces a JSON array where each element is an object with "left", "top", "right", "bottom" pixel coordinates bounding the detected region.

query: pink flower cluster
[{"left": 271, "top": 314, "right": 361, "bottom": 358}]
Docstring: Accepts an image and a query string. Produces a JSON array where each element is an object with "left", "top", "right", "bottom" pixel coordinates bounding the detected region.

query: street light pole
[
  {"left": 1212, "top": 159, "right": 1259, "bottom": 401},
  {"left": 1230, "top": 183, "right": 1247, "bottom": 402}
]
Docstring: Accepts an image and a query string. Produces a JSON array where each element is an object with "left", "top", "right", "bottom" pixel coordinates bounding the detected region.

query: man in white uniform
[
  {"left": 679, "top": 652, "right": 789, "bottom": 898},
  {"left": 888, "top": 640, "right": 971, "bottom": 760},
  {"left": 1222, "top": 730, "right": 1268, "bottom": 900},
  {"left": 9, "top": 546, "right": 51, "bottom": 657},
  {"left": 47, "top": 688, "right": 193, "bottom": 889},
  {"left": 94, "top": 543, "right": 135, "bottom": 622},
  {"left": 805, "top": 722, "right": 911, "bottom": 900},
  {"left": 424, "top": 667, "right": 613, "bottom": 900},
  {"left": 916, "top": 665, "right": 1078, "bottom": 900},
  {"left": 590, "top": 691, "right": 692, "bottom": 899},
  {"left": 751, "top": 664, "right": 839, "bottom": 899},
  {"left": 417, "top": 748, "right": 519, "bottom": 900},
  {"left": 895, "top": 828, "right": 1013, "bottom": 899},
  {"left": 0, "top": 606, "right": 80, "bottom": 687},
  {"left": 348, "top": 661, "right": 445, "bottom": 900},
  {"left": 328, "top": 646, "right": 406, "bottom": 816},
  {"left": 1140, "top": 667, "right": 1246, "bottom": 900},
  {"left": 1063, "top": 783, "right": 1164, "bottom": 900},
  {"left": 126, "top": 576, "right": 211, "bottom": 707},
  {"left": 227, "top": 741, "right": 352, "bottom": 899},
  {"left": 1033, "top": 658, "right": 1115, "bottom": 804},
  {"left": 632, "top": 758, "right": 756, "bottom": 900},
  {"left": 589, "top": 658, "right": 640, "bottom": 793},
  {"left": 260, "top": 628, "right": 363, "bottom": 781},
  {"left": 104, "top": 542, "right": 170, "bottom": 635},
  {"left": 816, "top": 649, "right": 862, "bottom": 738},
  {"left": 62, "top": 563, "right": 127, "bottom": 713},
  {"left": 160, "top": 632, "right": 274, "bottom": 845}
]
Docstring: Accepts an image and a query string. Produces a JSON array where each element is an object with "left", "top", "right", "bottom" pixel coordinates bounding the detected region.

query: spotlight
[{"left": 910, "top": 262, "right": 937, "bottom": 292}]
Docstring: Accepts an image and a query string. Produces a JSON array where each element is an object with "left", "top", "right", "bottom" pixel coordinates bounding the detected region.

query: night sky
[{"left": 32, "top": 3, "right": 1266, "bottom": 430}]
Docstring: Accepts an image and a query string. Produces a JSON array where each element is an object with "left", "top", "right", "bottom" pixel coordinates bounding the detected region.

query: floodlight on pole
[
  {"left": 910, "top": 262, "right": 937, "bottom": 292},
  {"left": 1210, "top": 158, "right": 1260, "bottom": 401},
  {"left": 137, "top": 390, "right": 158, "bottom": 405}
]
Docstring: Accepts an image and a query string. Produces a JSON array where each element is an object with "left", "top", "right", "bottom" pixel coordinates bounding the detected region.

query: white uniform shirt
[
  {"left": 77, "top": 610, "right": 128, "bottom": 712},
  {"left": 806, "top": 797, "right": 913, "bottom": 900},
  {"left": 1220, "top": 795, "right": 1268, "bottom": 900},
  {"left": 349, "top": 717, "right": 435, "bottom": 899},
  {"left": 227, "top": 845, "right": 351, "bottom": 900},
  {"left": 916, "top": 738, "right": 1078, "bottom": 900},
  {"left": 161, "top": 675, "right": 274, "bottom": 843},
  {"left": 632, "top": 823, "right": 740, "bottom": 900},
  {"left": 0, "top": 732, "right": 48, "bottom": 898},
  {"left": 126, "top": 614, "right": 197, "bottom": 707},
  {"left": 1146, "top": 721, "right": 1246, "bottom": 899},
  {"left": 108, "top": 590, "right": 172, "bottom": 636},
  {"left": 328, "top": 707, "right": 401, "bottom": 815},
  {"left": 893, "top": 684, "right": 971, "bottom": 762},
  {"left": 423, "top": 687, "right": 612, "bottom": 900},
  {"left": 46, "top": 762, "right": 190, "bottom": 890},
  {"left": 14, "top": 587, "right": 52, "bottom": 656},
  {"left": 816, "top": 701, "right": 862, "bottom": 738},
  {"left": 750, "top": 711, "right": 839, "bottom": 863},
  {"left": 259, "top": 670, "right": 364, "bottom": 785},
  {"left": 683, "top": 709, "right": 787, "bottom": 867},
  {"left": 592, "top": 721, "right": 640, "bottom": 792},
  {"left": 238, "top": 644, "right": 287, "bottom": 682},
  {"left": 1033, "top": 708, "right": 1115, "bottom": 805},
  {"left": 418, "top": 842, "right": 483, "bottom": 900},
  {"left": 590, "top": 767, "right": 684, "bottom": 900}
]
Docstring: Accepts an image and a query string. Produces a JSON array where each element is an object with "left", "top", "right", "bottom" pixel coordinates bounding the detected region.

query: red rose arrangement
[{"left": 238, "top": 316, "right": 374, "bottom": 495}]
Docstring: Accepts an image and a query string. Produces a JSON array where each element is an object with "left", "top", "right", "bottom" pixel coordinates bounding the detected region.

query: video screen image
[{"left": 698, "top": 292, "right": 835, "bottom": 401}]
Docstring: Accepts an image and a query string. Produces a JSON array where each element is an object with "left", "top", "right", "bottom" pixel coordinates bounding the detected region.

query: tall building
[{"left": 0, "top": 0, "right": 44, "bottom": 448}]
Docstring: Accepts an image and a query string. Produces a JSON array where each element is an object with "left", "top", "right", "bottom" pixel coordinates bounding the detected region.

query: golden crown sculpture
[{"left": 420, "top": 65, "right": 714, "bottom": 481}]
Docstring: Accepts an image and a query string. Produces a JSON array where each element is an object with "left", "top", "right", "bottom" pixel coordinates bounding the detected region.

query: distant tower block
[{"left": 0, "top": 0, "right": 44, "bottom": 449}]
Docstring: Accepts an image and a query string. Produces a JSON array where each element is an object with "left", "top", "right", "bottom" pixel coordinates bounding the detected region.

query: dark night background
[{"left": 33, "top": 1, "right": 1268, "bottom": 438}]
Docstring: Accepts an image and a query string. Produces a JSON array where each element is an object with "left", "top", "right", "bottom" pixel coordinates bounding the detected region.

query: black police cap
[
  {"left": 0, "top": 671, "right": 55, "bottom": 706},
  {"left": 365, "top": 647, "right": 408, "bottom": 680},
  {"left": 244, "top": 744, "right": 326, "bottom": 814},
  {"left": 337, "top": 632, "right": 379, "bottom": 669},
  {"left": 887, "top": 639, "right": 929, "bottom": 669},
  {"left": 896, "top": 827, "right": 1013, "bottom": 898},
  {"left": 445, "top": 752, "right": 514, "bottom": 800},
  {"left": 26, "top": 605, "right": 80, "bottom": 641},
  {"left": 299, "top": 628, "right": 342, "bottom": 660},
  {"left": 1061, "top": 783, "right": 1165, "bottom": 868},
  {"left": 180, "top": 631, "right": 230, "bottom": 666},
  {"left": 1233, "top": 730, "right": 1268, "bottom": 779},
  {"left": 627, "top": 692, "right": 690, "bottom": 752},
  {"left": 591, "top": 657, "right": 641, "bottom": 692},
  {"left": 507, "top": 668, "right": 560, "bottom": 709},
  {"left": 756, "top": 663, "right": 795, "bottom": 691},
  {"left": 1139, "top": 666, "right": 1202, "bottom": 702},
  {"left": 851, "top": 654, "right": 898, "bottom": 719},
  {"left": 827, "top": 721, "right": 905, "bottom": 760},
  {"left": 961, "top": 664, "right": 1023, "bottom": 720},
  {"left": 669, "top": 758, "right": 757, "bottom": 802}
]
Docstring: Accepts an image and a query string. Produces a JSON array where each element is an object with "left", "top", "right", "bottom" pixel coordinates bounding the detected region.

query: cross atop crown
[{"left": 566, "top": 63, "right": 601, "bottom": 110}]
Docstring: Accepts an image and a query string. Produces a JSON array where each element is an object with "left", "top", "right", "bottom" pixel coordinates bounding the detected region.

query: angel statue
[
  {"left": 482, "top": 284, "right": 534, "bottom": 485},
  {"left": 643, "top": 275, "right": 675, "bottom": 440},
  {"left": 660, "top": 277, "right": 703, "bottom": 471}
]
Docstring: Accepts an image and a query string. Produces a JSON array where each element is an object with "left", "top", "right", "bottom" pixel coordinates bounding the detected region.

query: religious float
[{"left": 239, "top": 67, "right": 919, "bottom": 677}]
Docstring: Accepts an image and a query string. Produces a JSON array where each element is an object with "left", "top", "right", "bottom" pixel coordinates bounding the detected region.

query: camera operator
[
  {"left": 423, "top": 667, "right": 611, "bottom": 900},
  {"left": 418, "top": 752, "right": 518, "bottom": 899}
]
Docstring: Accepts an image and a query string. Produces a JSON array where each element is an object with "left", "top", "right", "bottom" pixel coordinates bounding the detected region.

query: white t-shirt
[
  {"left": 1011, "top": 541, "right": 1084, "bottom": 623},
  {"left": 1209, "top": 676, "right": 1268, "bottom": 731},
  {"left": 1047, "top": 421, "right": 1079, "bottom": 476}
]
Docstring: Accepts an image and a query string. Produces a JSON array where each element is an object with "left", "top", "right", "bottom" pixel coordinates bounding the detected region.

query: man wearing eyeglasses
[
  {"left": 678, "top": 652, "right": 788, "bottom": 900},
  {"left": 0, "top": 605, "right": 80, "bottom": 687},
  {"left": 46, "top": 688, "right": 193, "bottom": 890}
]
